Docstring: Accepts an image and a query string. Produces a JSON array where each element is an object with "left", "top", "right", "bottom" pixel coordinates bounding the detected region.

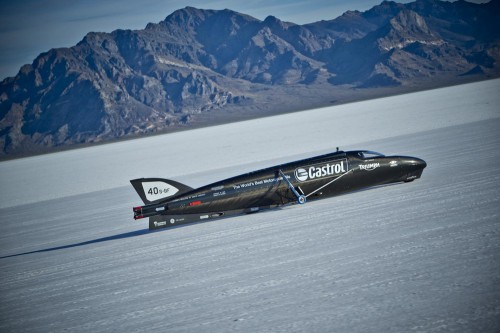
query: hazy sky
[{"left": 0, "top": 0, "right": 490, "bottom": 80}]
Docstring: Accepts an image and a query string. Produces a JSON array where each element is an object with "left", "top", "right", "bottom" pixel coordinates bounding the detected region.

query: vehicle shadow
[
  {"left": 0, "top": 229, "right": 152, "bottom": 259},
  {"left": 1, "top": 207, "right": 289, "bottom": 259}
]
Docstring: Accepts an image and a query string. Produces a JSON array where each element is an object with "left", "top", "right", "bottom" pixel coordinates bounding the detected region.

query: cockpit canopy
[{"left": 352, "top": 150, "right": 385, "bottom": 159}]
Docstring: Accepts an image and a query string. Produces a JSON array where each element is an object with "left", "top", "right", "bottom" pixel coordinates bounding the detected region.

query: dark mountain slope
[{"left": 1, "top": 0, "right": 499, "bottom": 158}]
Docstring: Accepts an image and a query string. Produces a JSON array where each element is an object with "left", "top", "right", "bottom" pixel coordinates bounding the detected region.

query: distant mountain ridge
[{"left": 1, "top": 0, "right": 499, "bottom": 158}]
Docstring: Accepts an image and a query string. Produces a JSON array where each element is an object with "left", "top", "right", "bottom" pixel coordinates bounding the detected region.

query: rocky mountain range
[{"left": 1, "top": 0, "right": 499, "bottom": 158}]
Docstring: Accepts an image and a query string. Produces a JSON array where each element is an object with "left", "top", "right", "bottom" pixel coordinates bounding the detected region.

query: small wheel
[{"left": 298, "top": 195, "right": 307, "bottom": 205}]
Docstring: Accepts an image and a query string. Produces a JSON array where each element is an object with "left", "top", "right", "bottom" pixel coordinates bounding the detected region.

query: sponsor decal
[
  {"left": 200, "top": 215, "right": 209, "bottom": 220},
  {"left": 213, "top": 191, "right": 226, "bottom": 197},
  {"left": 176, "top": 193, "right": 206, "bottom": 202},
  {"left": 211, "top": 185, "right": 224, "bottom": 191},
  {"left": 389, "top": 160, "right": 398, "bottom": 167},
  {"left": 153, "top": 221, "right": 167, "bottom": 227},
  {"left": 232, "top": 175, "right": 292, "bottom": 190},
  {"left": 294, "top": 159, "right": 348, "bottom": 182},
  {"left": 233, "top": 181, "right": 255, "bottom": 189},
  {"left": 169, "top": 218, "right": 185, "bottom": 224},
  {"left": 295, "top": 168, "right": 308, "bottom": 182},
  {"left": 189, "top": 201, "right": 202, "bottom": 206},
  {"left": 156, "top": 207, "right": 165, "bottom": 212},
  {"left": 359, "top": 162, "right": 380, "bottom": 171}
]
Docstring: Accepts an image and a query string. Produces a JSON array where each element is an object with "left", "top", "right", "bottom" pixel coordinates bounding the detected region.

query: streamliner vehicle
[{"left": 131, "top": 149, "right": 426, "bottom": 230}]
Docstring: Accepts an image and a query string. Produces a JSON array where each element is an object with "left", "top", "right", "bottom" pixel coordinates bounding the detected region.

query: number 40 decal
[
  {"left": 148, "top": 187, "right": 169, "bottom": 195},
  {"left": 142, "top": 181, "right": 179, "bottom": 201}
]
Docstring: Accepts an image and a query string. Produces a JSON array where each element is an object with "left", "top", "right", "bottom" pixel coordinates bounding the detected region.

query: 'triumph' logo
[
  {"left": 295, "top": 160, "right": 347, "bottom": 182},
  {"left": 359, "top": 162, "right": 380, "bottom": 171}
]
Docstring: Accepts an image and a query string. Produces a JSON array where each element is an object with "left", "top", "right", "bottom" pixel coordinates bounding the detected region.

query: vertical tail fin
[{"left": 130, "top": 178, "right": 194, "bottom": 205}]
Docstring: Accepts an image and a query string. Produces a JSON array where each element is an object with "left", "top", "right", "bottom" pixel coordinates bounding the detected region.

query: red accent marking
[
  {"left": 133, "top": 206, "right": 144, "bottom": 220},
  {"left": 189, "top": 201, "right": 202, "bottom": 206}
]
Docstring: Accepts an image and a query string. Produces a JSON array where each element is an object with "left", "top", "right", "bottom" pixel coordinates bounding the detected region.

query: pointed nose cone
[
  {"left": 399, "top": 157, "right": 427, "bottom": 169},
  {"left": 414, "top": 158, "right": 427, "bottom": 170},
  {"left": 406, "top": 157, "right": 427, "bottom": 172},
  {"left": 400, "top": 156, "right": 427, "bottom": 182}
]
